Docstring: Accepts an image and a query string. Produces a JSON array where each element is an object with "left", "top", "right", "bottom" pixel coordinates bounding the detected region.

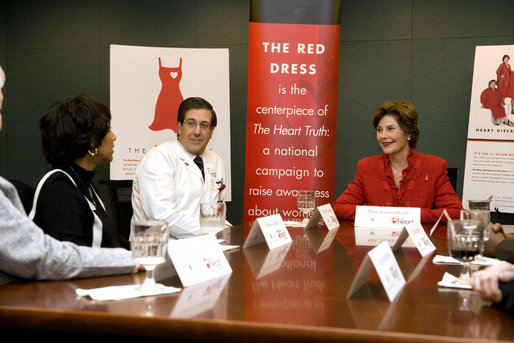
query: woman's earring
[{"left": 88, "top": 147, "right": 98, "bottom": 158}]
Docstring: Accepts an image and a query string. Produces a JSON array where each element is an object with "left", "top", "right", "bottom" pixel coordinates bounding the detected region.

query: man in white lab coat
[{"left": 131, "top": 97, "right": 225, "bottom": 239}]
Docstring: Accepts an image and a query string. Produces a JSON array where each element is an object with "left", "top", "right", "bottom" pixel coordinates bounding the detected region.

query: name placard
[
  {"left": 429, "top": 209, "right": 452, "bottom": 236},
  {"left": 354, "top": 206, "right": 420, "bottom": 247},
  {"left": 347, "top": 241, "right": 406, "bottom": 302},
  {"left": 243, "top": 214, "right": 292, "bottom": 249},
  {"left": 305, "top": 203, "right": 340, "bottom": 231},
  {"left": 392, "top": 222, "right": 436, "bottom": 257},
  {"left": 168, "top": 234, "right": 232, "bottom": 287}
]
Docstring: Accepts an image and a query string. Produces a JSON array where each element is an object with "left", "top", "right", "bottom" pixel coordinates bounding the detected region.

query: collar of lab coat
[
  {"left": 173, "top": 139, "right": 207, "bottom": 179},
  {"left": 175, "top": 139, "right": 204, "bottom": 161}
]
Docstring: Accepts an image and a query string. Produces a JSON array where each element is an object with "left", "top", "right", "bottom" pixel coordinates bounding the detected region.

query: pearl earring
[{"left": 88, "top": 147, "right": 98, "bottom": 157}]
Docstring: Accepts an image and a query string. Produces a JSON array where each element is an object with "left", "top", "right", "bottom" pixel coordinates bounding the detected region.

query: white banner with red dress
[
  {"left": 462, "top": 45, "right": 514, "bottom": 213},
  {"left": 109, "top": 44, "right": 231, "bottom": 200}
]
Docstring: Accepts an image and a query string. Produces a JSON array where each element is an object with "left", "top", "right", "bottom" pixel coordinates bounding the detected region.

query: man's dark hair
[{"left": 177, "top": 97, "right": 217, "bottom": 128}]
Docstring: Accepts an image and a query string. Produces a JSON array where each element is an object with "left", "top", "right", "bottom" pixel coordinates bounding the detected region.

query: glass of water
[
  {"left": 131, "top": 220, "right": 169, "bottom": 291},
  {"left": 468, "top": 199, "right": 490, "bottom": 241},
  {"left": 200, "top": 202, "right": 226, "bottom": 234}
]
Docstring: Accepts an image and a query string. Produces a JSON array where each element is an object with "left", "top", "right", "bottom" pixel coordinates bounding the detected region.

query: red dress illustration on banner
[{"left": 149, "top": 57, "right": 183, "bottom": 132}]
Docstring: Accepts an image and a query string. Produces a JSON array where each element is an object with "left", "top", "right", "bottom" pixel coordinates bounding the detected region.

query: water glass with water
[{"left": 200, "top": 202, "right": 226, "bottom": 234}]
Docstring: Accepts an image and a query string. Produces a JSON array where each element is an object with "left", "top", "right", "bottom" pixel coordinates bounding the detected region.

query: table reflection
[{"left": 242, "top": 227, "right": 352, "bottom": 326}]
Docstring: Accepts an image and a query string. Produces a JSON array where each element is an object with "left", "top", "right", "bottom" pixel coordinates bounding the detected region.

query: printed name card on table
[
  {"left": 305, "top": 203, "right": 340, "bottom": 231},
  {"left": 429, "top": 209, "right": 452, "bottom": 236},
  {"left": 354, "top": 206, "right": 421, "bottom": 247},
  {"left": 392, "top": 222, "right": 437, "bottom": 257},
  {"left": 243, "top": 214, "right": 292, "bottom": 249},
  {"left": 347, "top": 241, "right": 406, "bottom": 302},
  {"left": 168, "top": 234, "right": 232, "bottom": 287}
]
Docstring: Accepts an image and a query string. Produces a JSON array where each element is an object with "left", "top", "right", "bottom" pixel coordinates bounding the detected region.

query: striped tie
[{"left": 193, "top": 156, "right": 205, "bottom": 180}]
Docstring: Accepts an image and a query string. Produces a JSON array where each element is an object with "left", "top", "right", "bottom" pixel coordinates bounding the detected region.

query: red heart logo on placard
[{"left": 392, "top": 218, "right": 398, "bottom": 224}]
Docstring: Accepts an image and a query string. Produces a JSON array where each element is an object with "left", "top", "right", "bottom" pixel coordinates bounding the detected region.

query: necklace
[
  {"left": 391, "top": 167, "right": 404, "bottom": 177},
  {"left": 391, "top": 163, "right": 408, "bottom": 188},
  {"left": 69, "top": 166, "right": 98, "bottom": 208}
]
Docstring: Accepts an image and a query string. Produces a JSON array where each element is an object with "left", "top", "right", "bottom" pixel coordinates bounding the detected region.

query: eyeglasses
[{"left": 184, "top": 120, "right": 212, "bottom": 131}]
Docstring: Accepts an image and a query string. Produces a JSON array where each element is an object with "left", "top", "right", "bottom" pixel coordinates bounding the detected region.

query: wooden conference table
[{"left": 0, "top": 221, "right": 512, "bottom": 342}]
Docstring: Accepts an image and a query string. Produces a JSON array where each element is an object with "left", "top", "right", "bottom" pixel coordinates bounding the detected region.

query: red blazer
[
  {"left": 496, "top": 62, "right": 511, "bottom": 88},
  {"left": 332, "top": 150, "right": 463, "bottom": 223}
]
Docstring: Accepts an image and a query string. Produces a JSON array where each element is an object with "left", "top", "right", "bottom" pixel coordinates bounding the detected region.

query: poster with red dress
[
  {"left": 244, "top": 1, "right": 341, "bottom": 225},
  {"left": 463, "top": 45, "right": 514, "bottom": 214},
  {"left": 109, "top": 45, "right": 232, "bottom": 201}
]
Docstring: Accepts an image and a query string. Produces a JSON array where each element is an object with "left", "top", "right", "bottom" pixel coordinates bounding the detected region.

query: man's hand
[{"left": 471, "top": 262, "right": 514, "bottom": 303}]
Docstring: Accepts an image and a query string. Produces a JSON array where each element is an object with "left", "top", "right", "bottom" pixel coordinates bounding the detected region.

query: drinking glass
[
  {"left": 460, "top": 209, "right": 488, "bottom": 258},
  {"left": 200, "top": 202, "right": 226, "bottom": 234},
  {"left": 468, "top": 199, "right": 490, "bottom": 241},
  {"left": 447, "top": 219, "right": 483, "bottom": 285},
  {"left": 297, "top": 190, "right": 315, "bottom": 225},
  {"left": 131, "top": 220, "right": 169, "bottom": 291}
]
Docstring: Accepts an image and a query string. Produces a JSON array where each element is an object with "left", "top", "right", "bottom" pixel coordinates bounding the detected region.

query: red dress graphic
[{"left": 149, "top": 57, "right": 183, "bottom": 132}]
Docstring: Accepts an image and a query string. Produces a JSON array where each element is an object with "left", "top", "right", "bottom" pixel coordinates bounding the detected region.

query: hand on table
[{"left": 471, "top": 262, "right": 514, "bottom": 303}]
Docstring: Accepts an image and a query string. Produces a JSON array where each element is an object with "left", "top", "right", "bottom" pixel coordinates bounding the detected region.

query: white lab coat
[{"left": 131, "top": 139, "right": 225, "bottom": 239}]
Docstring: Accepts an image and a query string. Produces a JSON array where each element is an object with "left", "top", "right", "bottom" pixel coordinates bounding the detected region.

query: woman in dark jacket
[{"left": 30, "top": 94, "right": 127, "bottom": 249}]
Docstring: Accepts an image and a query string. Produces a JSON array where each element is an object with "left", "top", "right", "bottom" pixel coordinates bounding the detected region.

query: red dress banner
[{"left": 244, "top": 22, "right": 340, "bottom": 224}]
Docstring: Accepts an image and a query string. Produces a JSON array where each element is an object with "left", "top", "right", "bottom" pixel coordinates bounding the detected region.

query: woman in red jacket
[
  {"left": 480, "top": 80, "right": 512, "bottom": 126},
  {"left": 332, "top": 100, "right": 463, "bottom": 223},
  {"left": 496, "top": 55, "right": 511, "bottom": 101}
]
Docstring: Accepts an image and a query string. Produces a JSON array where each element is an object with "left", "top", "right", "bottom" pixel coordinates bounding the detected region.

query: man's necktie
[{"left": 194, "top": 156, "right": 205, "bottom": 180}]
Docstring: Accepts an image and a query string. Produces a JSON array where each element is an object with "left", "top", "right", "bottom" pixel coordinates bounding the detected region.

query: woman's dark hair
[
  {"left": 40, "top": 94, "right": 111, "bottom": 164},
  {"left": 372, "top": 100, "right": 420, "bottom": 149},
  {"left": 177, "top": 97, "right": 217, "bottom": 128},
  {"left": 502, "top": 55, "right": 510, "bottom": 62}
]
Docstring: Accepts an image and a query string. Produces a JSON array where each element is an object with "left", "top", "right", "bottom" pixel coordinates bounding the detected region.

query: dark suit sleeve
[
  {"left": 495, "top": 239, "right": 514, "bottom": 264},
  {"left": 497, "top": 281, "right": 514, "bottom": 316}
]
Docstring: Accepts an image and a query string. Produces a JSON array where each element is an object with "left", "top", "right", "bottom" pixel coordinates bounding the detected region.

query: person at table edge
[
  {"left": 485, "top": 223, "right": 514, "bottom": 264},
  {"left": 0, "top": 66, "right": 137, "bottom": 281},
  {"left": 471, "top": 261, "right": 514, "bottom": 315},
  {"left": 332, "top": 100, "right": 463, "bottom": 224},
  {"left": 30, "top": 94, "right": 127, "bottom": 249}
]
